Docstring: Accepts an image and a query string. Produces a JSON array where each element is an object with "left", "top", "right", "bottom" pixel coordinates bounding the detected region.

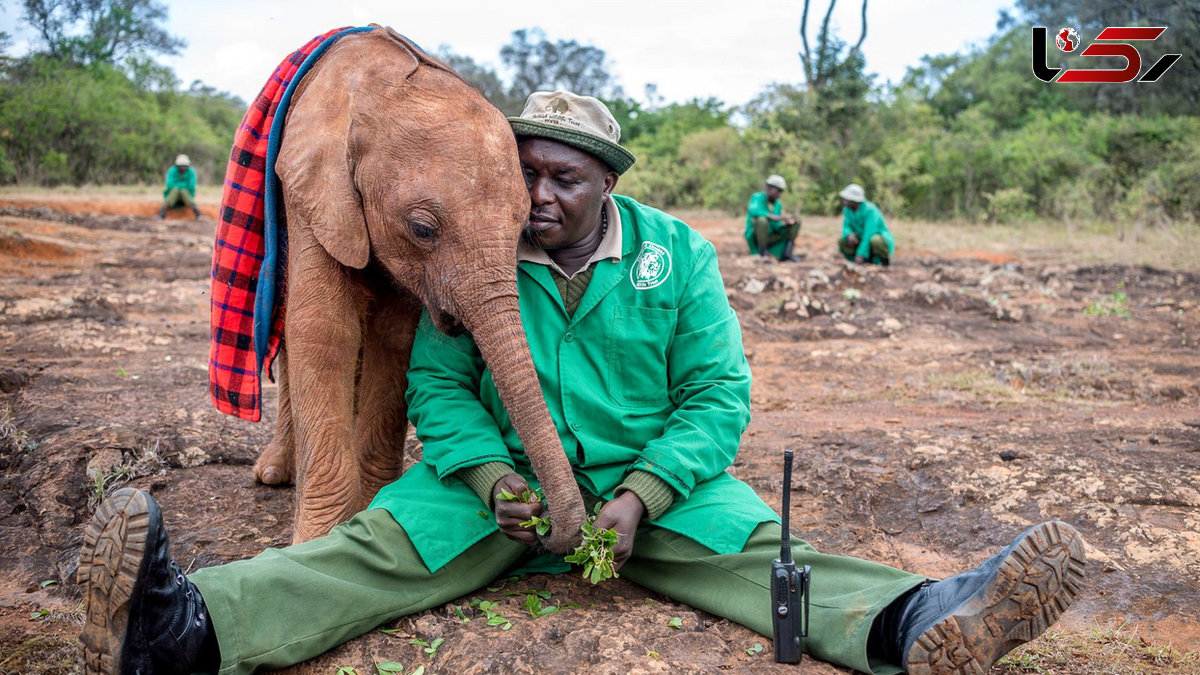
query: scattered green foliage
[
  {"left": 667, "top": 617, "right": 683, "bottom": 629},
  {"left": 746, "top": 642, "right": 764, "bottom": 656},
  {"left": 565, "top": 516, "right": 619, "bottom": 584},
  {"left": 516, "top": 590, "right": 559, "bottom": 618},
  {"left": 470, "top": 599, "right": 512, "bottom": 630},
  {"left": 29, "top": 608, "right": 50, "bottom": 620},
  {"left": 407, "top": 637, "right": 444, "bottom": 659},
  {"left": 1084, "top": 284, "right": 1131, "bottom": 319},
  {"left": 646, "top": 649, "right": 661, "bottom": 660},
  {"left": 495, "top": 487, "right": 542, "bottom": 503},
  {"left": 842, "top": 288, "right": 861, "bottom": 301},
  {"left": 453, "top": 604, "right": 470, "bottom": 622}
]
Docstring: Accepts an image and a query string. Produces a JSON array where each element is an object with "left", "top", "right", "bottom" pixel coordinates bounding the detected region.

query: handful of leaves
[
  {"left": 564, "top": 514, "right": 619, "bottom": 584},
  {"left": 497, "top": 489, "right": 619, "bottom": 584}
]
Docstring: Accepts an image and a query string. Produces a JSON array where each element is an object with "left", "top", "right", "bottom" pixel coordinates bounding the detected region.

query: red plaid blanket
[{"left": 208, "top": 27, "right": 350, "bottom": 421}]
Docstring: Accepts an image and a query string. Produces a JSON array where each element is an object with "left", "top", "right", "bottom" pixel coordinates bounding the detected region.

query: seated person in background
[
  {"left": 745, "top": 174, "right": 801, "bottom": 261},
  {"left": 158, "top": 154, "right": 201, "bottom": 219},
  {"left": 838, "top": 182, "right": 893, "bottom": 266}
]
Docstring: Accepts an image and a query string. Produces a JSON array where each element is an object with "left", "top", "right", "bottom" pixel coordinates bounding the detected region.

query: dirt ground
[{"left": 1, "top": 192, "right": 1198, "bottom": 674}]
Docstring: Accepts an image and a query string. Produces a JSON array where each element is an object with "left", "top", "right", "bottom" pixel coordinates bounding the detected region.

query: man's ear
[{"left": 603, "top": 171, "right": 618, "bottom": 197}]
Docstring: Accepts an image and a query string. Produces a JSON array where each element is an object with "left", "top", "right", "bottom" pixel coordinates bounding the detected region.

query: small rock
[
  {"left": 742, "top": 278, "right": 766, "bottom": 295},
  {"left": 999, "top": 450, "right": 1020, "bottom": 462},
  {"left": 833, "top": 322, "right": 858, "bottom": 336},
  {"left": 879, "top": 317, "right": 904, "bottom": 333},
  {"left": 178, "top": 446, "right": 209, "bottom": 468}
]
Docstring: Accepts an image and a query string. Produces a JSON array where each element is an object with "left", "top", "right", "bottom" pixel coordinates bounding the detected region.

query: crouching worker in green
[
  {"left": 745, "top": 174, "right": 801, "bottom": 261},
  {"left": 76, "top": 91, "right": 1086, "bottom": 675},
  {"left": 158, "top": 153, "right": 201, "bottom": 219},
  {"left": 839, "top": 183, "right": 893, "bottom": 266}
]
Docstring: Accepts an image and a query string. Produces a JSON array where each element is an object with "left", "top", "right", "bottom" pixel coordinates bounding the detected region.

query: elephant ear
[{"left": 276, "top": 30, "right": 421, "bottom": 269}]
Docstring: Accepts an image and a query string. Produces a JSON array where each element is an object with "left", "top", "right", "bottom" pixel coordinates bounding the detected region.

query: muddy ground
[{"left": 1, "top": 194, "right": 1198, "bottom": 674}]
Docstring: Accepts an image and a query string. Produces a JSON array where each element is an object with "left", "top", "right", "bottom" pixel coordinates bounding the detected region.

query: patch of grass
[
  {"left": 1085, "top": 283, "right": 1132, "bottom": 319},
  {"left": 996, "top": 622, "right": 1200, "bottom": 674},
  {"left": 0, "top": 404, "right": 35, "bottom": 454},
  {"left": 85, "top": 439, "right": 168, "bottom": 511}
]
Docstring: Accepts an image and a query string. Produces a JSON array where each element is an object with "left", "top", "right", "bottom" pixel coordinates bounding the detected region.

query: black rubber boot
[
  {"left": 781, "top": 240, "right": 801, "bottom": 262},
  {"left": 192, "top": 206, "right": 202, "bottom": 219},
  {"left": 157, "top": 205, "right": 168, "bottom": 219},
  {"left": 875, "top": 521, "right": 1086, "bottom": 674},
  {"left": 78, "top": 487, "right": 220, "bottom": 675}
]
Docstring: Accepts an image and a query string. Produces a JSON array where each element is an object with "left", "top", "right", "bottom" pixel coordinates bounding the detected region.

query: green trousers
[
  {"left": 192, "top": 510, "right": 922, "bottom": 674},
  {"left": 752, "top": 216, "right": 800, "bottom": 258},
  {"left": 163, "top": 187, "right": 196, "bottom": 209},
  {"left": 839, "top": 235, "right": 890, "bottom": 264}
]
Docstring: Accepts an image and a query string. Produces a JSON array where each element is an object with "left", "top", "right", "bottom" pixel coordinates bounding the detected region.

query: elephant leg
[
  {"left": 285, "top": 233, "right": 367, "bottom": 544},
  {"left": 352, "top": 295, "right": 420, "bottom": 508},
  {"left": 253, "top": 345, "right": 295, "bottom": 485}
]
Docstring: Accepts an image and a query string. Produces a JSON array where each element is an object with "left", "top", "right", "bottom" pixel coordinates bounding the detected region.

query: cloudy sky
[{"left": 2, "top": 0, "right": 1016, "bottom": 105}]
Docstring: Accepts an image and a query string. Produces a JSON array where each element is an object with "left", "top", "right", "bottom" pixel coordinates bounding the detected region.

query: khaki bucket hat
[
  {"left": 175, "top": 154, "right": 191, "bottom": 166},
  {"left": 766, "top": 174, "right": 787, "bottom": 190},
  {"left": 509, "top": 90, "right": 636, "bottom": 174}
]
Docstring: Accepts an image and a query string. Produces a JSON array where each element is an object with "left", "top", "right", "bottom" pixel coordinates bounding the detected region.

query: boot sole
[
  {"left": 905, "top": 521, "right": 1087, "bottom": 674},
  {"left": 77, "top": 488, "right": 156, "bottom": 675}
]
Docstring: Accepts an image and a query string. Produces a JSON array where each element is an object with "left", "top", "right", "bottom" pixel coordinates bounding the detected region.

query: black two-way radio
[{"left": 772, "top": 449, "right": 811, "bottom": 664}]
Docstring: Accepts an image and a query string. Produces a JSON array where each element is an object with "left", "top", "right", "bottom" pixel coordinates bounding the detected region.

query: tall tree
[
  {"left": 21, "top": 0, "right": 184, "bottom": 65},
  {"left": 500, "top": 28, "right": 623, "bottom": 100},
  {"left": 798, "top": 0, "right": 868, "bottom": 91}
]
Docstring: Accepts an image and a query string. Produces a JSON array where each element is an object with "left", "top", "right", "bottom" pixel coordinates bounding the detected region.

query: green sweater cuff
[
  {"left": 456, "top": 461, "right": 513, "bottom": 509},
  {"left": 615, "top": 470, "right": 675, "bottom": 521}
]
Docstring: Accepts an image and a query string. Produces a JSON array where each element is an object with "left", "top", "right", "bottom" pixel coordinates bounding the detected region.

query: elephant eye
[{"left": 407, "top": 217, "right": 437, "bottom": 241}]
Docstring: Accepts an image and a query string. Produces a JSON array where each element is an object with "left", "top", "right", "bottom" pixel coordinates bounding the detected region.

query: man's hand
[
  {"left": 854, "top": 255, "right": 866, "bottom": 263},
  {"left": 493, "top": 473, "right": 542, "bottom": 546},
  {"left": 847, "top": 234, "right": 860, "bottom": 246},
  {"left": 594, "top": 491, "right": 645, "bottom": 572}
]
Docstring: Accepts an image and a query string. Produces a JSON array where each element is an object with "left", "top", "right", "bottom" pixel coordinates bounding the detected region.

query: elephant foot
[{"left": 252, "top": 441, "right": 294, "bottom": 486}]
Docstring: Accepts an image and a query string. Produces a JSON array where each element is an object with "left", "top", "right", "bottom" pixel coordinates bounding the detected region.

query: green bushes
[{"left": 0, "top": 55, "right": 243, "bottom": 186}]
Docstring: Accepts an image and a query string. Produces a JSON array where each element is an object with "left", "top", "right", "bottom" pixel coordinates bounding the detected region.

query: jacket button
[
  {"left": 570, "top": 422, "right": 580, "bottom": 431},
  {"left": 564, "top": 332, "right": 575, "bottom": 343}
]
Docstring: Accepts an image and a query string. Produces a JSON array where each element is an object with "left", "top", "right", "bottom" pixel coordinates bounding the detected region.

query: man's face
[
  {"left": 766, "top": 186, "right": 782, "bottom": 201},
  {"left": 844, "top": 199, "right": 860, "bottom": 211},
  {"left": 518, "top": 137, "right": 617, "bottom": 251}
]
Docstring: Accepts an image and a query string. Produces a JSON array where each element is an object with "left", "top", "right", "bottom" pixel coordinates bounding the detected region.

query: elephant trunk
[{"left": 464, "top": 292, "right": 586, "bottom": 554}]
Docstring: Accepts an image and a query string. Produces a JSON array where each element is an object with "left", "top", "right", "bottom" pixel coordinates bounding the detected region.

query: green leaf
[
  {"left": 477, "top": 510, "right": 490, "bottom": 519},
  {"left": 501, "top": 621, "right": 513, "bottom": 630},
  {"left": 408, "top": 638, "right": 428, "bottom": 647},
  {"left": 668, "top": 617, "right": 683, "bottom": 629},
  {"left": 376, "top": 661, "right": 404, "bottom": 674},
  {"left": 336, "top": 667, "right": 358, "bottom": 675},
  {"left": 746, "top": 642, "right": 764, "bottom": 655},
  {"left": 646, "top": 649, "right": 660, "bottom": 660},
  {"left": 29, "top": 608, "right": 50, "bottom": 620},
  {"left": 453, "top": 605, "right": 469, "bottom": 622},
  {"left": 487, "top": 615, "right": 508, "bottom": 626},
  {"left": 39, "top": 579, "right": 58, "bottom": 589},
  {"left": 412, "top": 667, "right": 425, "bottom": 675},
  {"left": 377, "top": 627, "right": 403, "bottom": 635}
]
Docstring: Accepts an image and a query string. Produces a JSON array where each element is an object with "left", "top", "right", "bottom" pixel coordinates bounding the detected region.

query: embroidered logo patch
[{"left": 630, "top": 241, "right": 671, "bottom": 290}]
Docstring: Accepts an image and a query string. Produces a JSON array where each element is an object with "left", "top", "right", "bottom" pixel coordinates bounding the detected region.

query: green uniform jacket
[
  {"left": 163, "top": 166, "right": 196, "bottom": 198},
  {"left": 842, "top": 200, "right": 894, "bottom": 260},
  {"left": 743, "top": 191, "right": 788, "bottom": 258},
  {"left": 371, "top": 194, "right": 779, "bottom": 572}
]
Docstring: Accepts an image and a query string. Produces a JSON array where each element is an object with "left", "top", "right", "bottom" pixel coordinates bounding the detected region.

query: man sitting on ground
[
  {"left": 745, "top": 174, "right": 801, "bottom": 261},
  {"left": 158, "top": 154, "right": 201, "bottom": 219},
  {"left": 77, "top": 91, "right": 1084, "bottom": 675},
  {"left": 838, "top": 182, "right": 893, "bottom": 266}
]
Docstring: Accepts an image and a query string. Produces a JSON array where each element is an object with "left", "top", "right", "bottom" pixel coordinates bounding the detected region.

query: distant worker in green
[
  {"left": 838, "top": 183, "right": 893, "bottom": 266},
  {"left": 158, "top": 154, "right": 201, "bottom": 219},
  {"left": 744, "top": 174, "right": 801, "bottom": 261}
]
